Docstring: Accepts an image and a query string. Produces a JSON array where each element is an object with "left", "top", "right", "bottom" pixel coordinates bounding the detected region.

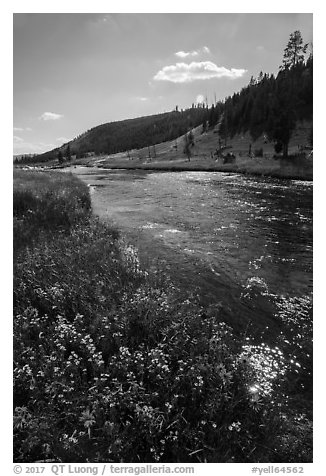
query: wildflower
[
  {"left": 165, "top": 402, "right": 173, "bottom": 412},
  {"left": 228, "top": 421, "right": 241, "bottom": 432},
  {"left": 238, "top": 355, "right": 250, "bottom": 365},
  {"left": 13, "top": 407, "right": 31, "bottom": 430},
  {"left": 249, "top": 392, "right": 263, "bottom": 411},
  {"left": 194, "top": 375, "right": 204, "bottom": 387},
  {"left": 79, "top": 408, "right": 96, "bottom": 438},
  {"left": 249, "top": 385, "right": 259, "bottom": 394}
]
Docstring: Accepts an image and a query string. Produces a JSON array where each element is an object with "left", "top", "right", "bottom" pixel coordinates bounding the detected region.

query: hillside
[
  {"left": 219, "top": 55, "right": 313, "bottom": 158},
  {"left": 29, "top": 106, "right": 217, "bottom": 164}
]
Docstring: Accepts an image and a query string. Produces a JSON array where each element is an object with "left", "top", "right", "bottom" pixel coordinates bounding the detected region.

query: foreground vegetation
[{"left": 14, "top": 170, "right": 312, "bottom": 463}]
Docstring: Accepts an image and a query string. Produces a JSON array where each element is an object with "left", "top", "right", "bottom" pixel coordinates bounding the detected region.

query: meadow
[{"left": 13, "top": 170, "right": 312, "bottom": 463}]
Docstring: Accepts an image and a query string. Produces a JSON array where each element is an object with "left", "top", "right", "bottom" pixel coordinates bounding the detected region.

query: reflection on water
[{"left": 75, "top": 167, "right": 312, "bottom": 336}]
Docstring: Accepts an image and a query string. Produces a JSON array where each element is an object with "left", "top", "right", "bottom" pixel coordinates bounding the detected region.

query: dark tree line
[{"left": 219, "top": 31, "right": 312, "bottom": 157}]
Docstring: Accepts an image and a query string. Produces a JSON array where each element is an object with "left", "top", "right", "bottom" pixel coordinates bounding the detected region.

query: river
[{"left": 74, "top": 167, "right": 313, "bottom": 339}]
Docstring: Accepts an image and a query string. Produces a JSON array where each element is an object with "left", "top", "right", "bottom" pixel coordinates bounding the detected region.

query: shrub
[{"left": 254, "top": 148, "right": 264, "bottom": 157}]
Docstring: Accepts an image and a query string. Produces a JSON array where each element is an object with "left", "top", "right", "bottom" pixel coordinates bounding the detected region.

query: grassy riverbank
[
  {"left": 96, "top": 156, "right": 313, "bottom": 181},
  {"left": 14, "top": 170, "right": 312, "bottom": 463},
  {"left": 42, "top": 153, "right": 313, "bottom": 181}
]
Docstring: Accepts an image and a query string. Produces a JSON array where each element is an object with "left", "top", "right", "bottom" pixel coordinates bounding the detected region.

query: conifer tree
[
  {"left": 66, "top": 144, "right": 71, "bottom": 161},
  {"left": 57, "top": 150, "right": 64, "bottom": 164},
  {"left": 281, "top": 30, "right": 308, "bottom": 70}
]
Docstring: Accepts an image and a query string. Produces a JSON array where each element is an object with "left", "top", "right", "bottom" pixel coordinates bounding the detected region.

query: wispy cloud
[
  {"left": 175, "top": 46, "right": 211, "bottom": 58},
  {"left": 135, "top": 96, "right": 148, "bottom": 101},
  {"left": 13, "top": 140, "right": 56, "bottom": 153},
  {"left": 56, "top": 137, "right": 70, "bottom": 143},
  {"left": 39, "top": 112, "right": 63, "bottom": 121},
  {"left": 13, "top": 126, "right": 32, "bottom": 132},
  {"left": 154, "top": 61, "right": 247, "bottom": 83},
  {"left": 175, "top": 50, "right": 198, "bottom": 58}
]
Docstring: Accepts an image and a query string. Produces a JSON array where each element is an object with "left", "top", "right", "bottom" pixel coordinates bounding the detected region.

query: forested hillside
[
  {"left": 27, "top": 105, "right": 222, "bottom": 164},
  {"left": 220, "top": 31, "right": 313, "bottom": 157}
]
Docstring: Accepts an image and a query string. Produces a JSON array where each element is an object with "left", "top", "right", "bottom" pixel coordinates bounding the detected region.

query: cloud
[
  {"left": 154, "top": 61, "right": 247, "bottom": 83},
  {"left": 56, "top": 137, "right": 70, "bottom": 143},
  {"left": 13, "top": 140, "right": 56, "bottom": 154},
  {"left": 195, "top": 94, "right": 205, "bottom": 104},
  {"left": 175, "top": 46, "right": 210, "bottom": 58},
  {"left": 175, "top": 50, "right": 198, "bottom": 58},
  {"left": 135, "top": 96, "right": 148, "bottom": 101},
  {"left": 13, "top": 126, "right": 32, "bottom": 132},
  {"left": 39, "top": 112, "right": 63, "bottom": 121}
]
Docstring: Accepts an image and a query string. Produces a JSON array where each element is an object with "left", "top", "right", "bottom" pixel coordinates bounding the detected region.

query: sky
[{"left": 13, "top": 12, "right": 313, "bottom": 155}]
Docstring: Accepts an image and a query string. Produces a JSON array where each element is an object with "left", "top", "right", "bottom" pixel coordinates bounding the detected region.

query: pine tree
[
  {"left": 208, "top": 105, "right": 215, "bottom": 128},
  {"left": 57, "top": 150, "right": 64, "bottom": 164},
  {"left": 202, "top": 119, "right": 207, "bottom": 134},
  {"left": 183, "top": 130, "right": 194, "bottom": 161},
  {"left": 66, "top": 144, "right": 71, "bottom": 161},
  {"left": 264, "top": 31, "right": 309, "bottom": 158},
  {"left": 281, "top": 30, "right": 308, "bottom": 70}
]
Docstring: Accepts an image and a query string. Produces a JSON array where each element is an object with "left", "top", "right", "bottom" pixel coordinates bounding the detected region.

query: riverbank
[
  {"left": 97, "top": 157, "right": 313, "bottom": 181},
  {"left": 13, "top": 170, "right": 312, "bottom": 463},
  {"left": 39, "top": 153, "right": 312, "bottom": 181}
]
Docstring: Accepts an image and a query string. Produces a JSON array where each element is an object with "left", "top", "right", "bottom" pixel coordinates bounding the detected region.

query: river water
[{"left": 74, "top": 167, "right": 313, "bottom": 338}]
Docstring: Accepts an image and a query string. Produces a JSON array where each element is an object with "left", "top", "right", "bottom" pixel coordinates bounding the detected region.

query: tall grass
[
  {"left": 13, "top": 170, "right": 312, "bottom": 463},
  {"left": 13, "top": 170, "right": 91, "bottom": 251}
]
